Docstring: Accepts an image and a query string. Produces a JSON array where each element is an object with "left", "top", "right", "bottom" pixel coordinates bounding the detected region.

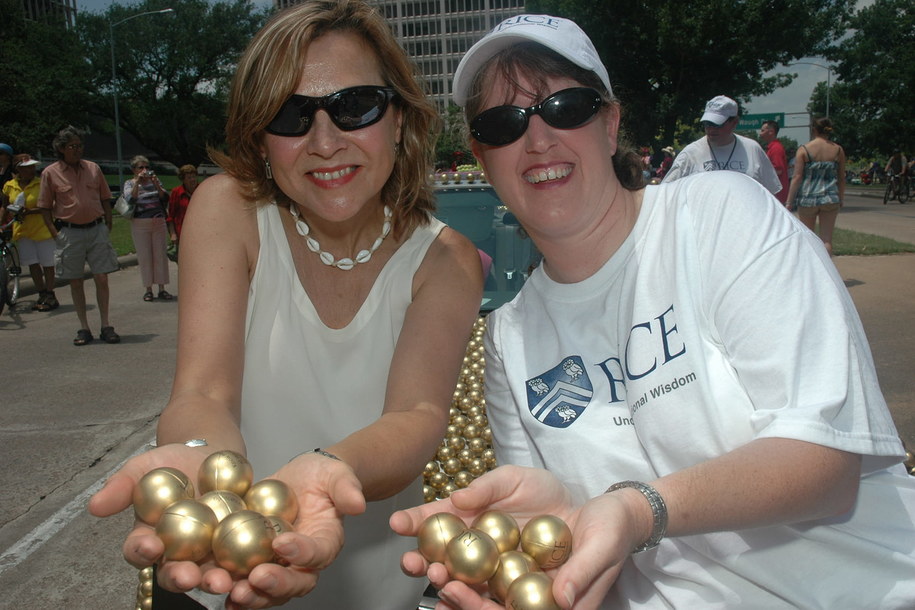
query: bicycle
[
  {"left": 0, "top": 204, "right": 24, "bottom": 314},
  {"left": 883, "top": 172, "right": 910, "bottom": 205}
]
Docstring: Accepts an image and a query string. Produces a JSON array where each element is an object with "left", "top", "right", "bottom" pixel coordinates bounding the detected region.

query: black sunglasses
[
  {"left": 470, "top": 87, "right": 605, "bottom": 147},
  {"left": 266, "top": 85, "right": 398, "bottom": 137}
]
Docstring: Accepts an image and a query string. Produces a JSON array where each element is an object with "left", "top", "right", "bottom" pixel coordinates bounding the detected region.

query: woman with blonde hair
[
  {"left": 89, "top": 1, "right": 482, "bottom": 608},
  {"left": 786, "top": 117, "right": 846, "bottom": 256}
]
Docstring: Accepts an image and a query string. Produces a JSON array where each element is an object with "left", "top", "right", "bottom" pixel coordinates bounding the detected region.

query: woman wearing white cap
[{"left": 392, "top": 13, "right": 915, "bottom": 610}]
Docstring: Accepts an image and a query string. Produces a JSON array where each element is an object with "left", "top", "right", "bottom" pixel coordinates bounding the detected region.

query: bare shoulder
[
  {"left": 413, "top": 222, "right": 484, "bottom": 302},
  {"left": 182, "top": 174, "right": 261, "bottom": 263}
]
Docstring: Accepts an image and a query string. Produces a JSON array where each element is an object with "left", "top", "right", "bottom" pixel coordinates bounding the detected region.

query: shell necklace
[{"left": 289, "top": 204, "right": 392, "bottom": 271}]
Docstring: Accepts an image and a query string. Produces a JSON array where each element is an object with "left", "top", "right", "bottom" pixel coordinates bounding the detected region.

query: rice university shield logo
[{"left": 525, "top": 356, "right": 592, "bottom": 428}]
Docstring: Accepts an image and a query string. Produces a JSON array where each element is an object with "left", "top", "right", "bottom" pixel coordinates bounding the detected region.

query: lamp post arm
[{"left": 108, "top": 8, "right": 174, "bottom": 189}]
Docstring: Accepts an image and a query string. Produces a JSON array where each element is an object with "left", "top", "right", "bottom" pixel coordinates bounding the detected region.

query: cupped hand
[
  {"left": 390, "top": 465, "right": 637, "bottom": 609},
  {"left": 87, "top": 442, "right": 215, "bottom": 590},
  {"left": 222, "top": 453, "right": 367, "bottom": 607}
]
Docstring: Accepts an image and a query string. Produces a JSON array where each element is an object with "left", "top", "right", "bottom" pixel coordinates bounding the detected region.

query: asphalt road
[{"left": 0, "top": 191, "right": 912, "bottom": 609}]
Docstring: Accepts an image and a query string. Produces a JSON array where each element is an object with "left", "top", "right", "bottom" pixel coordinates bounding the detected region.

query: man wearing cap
[
  {"left": 661, "top": 95, "right": 782, "bottom": 196},
  {"left": 760, "top": 120, "right": 789, "bottom": 204},
  {"left": 38, "top": 126, "right": 120, "bottom": 346}
]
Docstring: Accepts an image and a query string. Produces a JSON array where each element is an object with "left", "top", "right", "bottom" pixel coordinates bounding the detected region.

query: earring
[{"left": 264, "top": 158, "right": 273, "bottom": 180}]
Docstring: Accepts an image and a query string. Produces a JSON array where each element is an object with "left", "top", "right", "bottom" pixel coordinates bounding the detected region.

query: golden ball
[
  {"left": 133, "top": 467, "right": 195, "bottom": 525},
  {"left": 429, "top": 471, "right": 449, "bottom": 490},
  {"left": 139, "top": 578, "right": 153, "bottom": 597},
  {"left": 137, "top": 597, "right": 153, "bottom": 610},
  {"left": 463, "top": 424, "right": 481, "bottom": 439},
  {"left": 197, "top": 450, "right": 254, "bottom": 497},
  {"left": 458, "top": 448, "right": 475, "bottom": 466},
  {"left": 468, "top": 438, "right": 487, "bottom": 455},
  {"left": 443, "top": 457, "right": 463, "bottom": 475},
  {"left": 155, "top": 499, "right": 218, "bottom": 562},
  {"left": 905, "top": 450, "right": 915, "bottom": 469},
  {"left": 444, "top": 528, "right": 500, "bottom": 585},
  {"left": 437, "top": 445, "right": 456, "bottom": 461},
  {"left": 417, "top": 512, "right": 466, "bottom": 563},
  {"left": 454, "top": 471, "right": 474, "bottom": 488},
  {"left": 423, "top": 485, "right": 437, "bottom": 503},
  {"left": 442, "top": 482, "right": 458, "bottom": 497},
  {"left": 138, "top": 566, "right": 154, "bottom": 582},
  {"left": 199, "top": 490, "right": 247, "bottom": 523},
  {"left": 446, "top": 435, "right": 466, "bottom": 451},
  {"left": 504, "top": 571, "right": 561, "bottom": 610},
  {"left": 211, "top": 510, "right": 277, "bottom": 577},
  {"left": 520, "top": 515, "right": 573, "bottom": 569},
  {"left": 471, "top": 510, "right": 520, "bottom": 554},
  {"left": 489, "top": 550, "right": 539, "bottom": 603},
  {"left": 244, "top": 479, "right": 298, "bottom": 523},
  {"left": 266, "top": 514, "right": 294, "bottom": 536},
  {"left": 468, "top": 458, "right": 488, "bottom": 477}
]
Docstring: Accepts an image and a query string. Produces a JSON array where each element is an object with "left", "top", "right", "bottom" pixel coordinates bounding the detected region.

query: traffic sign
[{"left": 738, "top": 113, "right": 784, "bottom": 130}]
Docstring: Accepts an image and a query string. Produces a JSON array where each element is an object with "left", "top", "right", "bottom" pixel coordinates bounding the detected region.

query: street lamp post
[
  {"left": 788, "top": 60, "right": 832, "bottom": 119},
  {"left": 109, "top": 8, "right": 174, "bottom": 188}
]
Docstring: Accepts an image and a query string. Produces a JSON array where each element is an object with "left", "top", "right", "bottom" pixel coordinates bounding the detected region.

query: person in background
[
  {"left": 37, "top": 126, "right": 120, "bottom": 346},
  {"left": 884, "top": 149, "right": 908, "bottom": 193},
  {"left": 123, "top": 155, "right": 172, "bottom": 301},
  {"left": 760, "top": 119, "right": 789, "bottom": 204},
  {"left": 655, "top": 145, "right": 675, "bottom": 180},
  {"left": 662, "top": 95, "right": 782, "bottom": 197},
  {"left": 0, "top": 143, "right": 14, "bottom": 194},
  {"left": 785, "top": 117, "right": 846, "bottom": 256},
  {"left": 87, "top": 1, "right": 482, "bottom": 608},
  {"left": 2, "top": 154, "right": 58, "bottom": 311},
  {"left": 392, "top": 14, "right": 915, "bottom": 609},
  {"left": 167, "top": 164, "right": 199, "bottom": 259}
]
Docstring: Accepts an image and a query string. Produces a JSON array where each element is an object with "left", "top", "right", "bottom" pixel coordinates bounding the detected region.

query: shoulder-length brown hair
[
  {"left": 462, "top": 43, "right": 643, "bottom": 191},
  {"left": 211, "top": 0, "right": 440, "bottom": 237}
]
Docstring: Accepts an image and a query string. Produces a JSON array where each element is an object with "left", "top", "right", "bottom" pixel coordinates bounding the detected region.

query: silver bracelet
[
  {"left": 607, "top": 480, "right": 667, "bottom": 552},
  {"left": 184, "top": 438, "right": 208, "bottom": 448},
  {"left": 313, "top": 448, "right": 342, "bottom": 461}
]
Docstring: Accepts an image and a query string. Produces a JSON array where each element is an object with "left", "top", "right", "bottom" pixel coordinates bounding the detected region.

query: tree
[
  {"left": 0, "top": 0, "right": 94, "bottom": 156},
  {"left": 76, "top": 0, "right": 268, "bottom": 168},
  {"left": 812, "top": 0, "right": 915, "bottom": 158},
  {"left": 527, "top": 0, "right": 855, "bottom": 148}
]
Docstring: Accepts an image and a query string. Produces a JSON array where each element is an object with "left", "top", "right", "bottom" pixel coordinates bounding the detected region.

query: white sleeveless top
[{"left": 240, "top": 203, "right": 444, "bottom": 608}]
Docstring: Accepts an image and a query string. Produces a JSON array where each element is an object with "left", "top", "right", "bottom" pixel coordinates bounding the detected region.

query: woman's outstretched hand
[{"left": 390, "top": 465, "right": 639, "bottom": 610}]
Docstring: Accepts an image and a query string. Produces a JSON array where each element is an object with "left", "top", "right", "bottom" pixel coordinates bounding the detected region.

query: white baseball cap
[
  {"left": 701, "top": 95, "right": 738, "bottom": 125},
  {"left": 452, "top": 14, "right": 612, "bottom": 107},
  {"left": 16, "top": 158, "right": 39, "bottom": 167}
]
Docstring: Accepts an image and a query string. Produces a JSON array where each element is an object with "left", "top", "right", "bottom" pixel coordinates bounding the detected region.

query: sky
[{"left": 81, "top": 0, "right": 832, "bottom": 144}]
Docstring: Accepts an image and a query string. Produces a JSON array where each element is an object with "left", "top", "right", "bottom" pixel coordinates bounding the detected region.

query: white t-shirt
[
  {"left": 485, "top": 172, "right": 915, "bottom": 608},
  {"left": 239, "top": 204, "right": 444, "bottom": 609},
  {"left": 662, "top": 134, "right": 782, "bottom": 195}
]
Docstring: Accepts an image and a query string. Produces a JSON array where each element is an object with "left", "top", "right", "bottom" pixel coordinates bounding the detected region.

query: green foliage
[
  {"left": 77, "top": 0, "right": 268, "bottom": 168},
  {"left": 436, "top": 103, "right": 474, "bottom": 170},
  {"left": 526, "top": 0, "right": 855, "bottom": 147},
  {"left": 0, "top": 0, "right": 94, "bottom": 155},
  {"left": 815, "top": 0, "right": 915, "bottom": 158}
]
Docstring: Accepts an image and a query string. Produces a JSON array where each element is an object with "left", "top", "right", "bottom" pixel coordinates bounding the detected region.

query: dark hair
[
  {"left": 812, "top": 117, "right": 834, "bottom": 137},
  {"left": 762, "top": 120, "right": 780, "bottom": 134},
  {"left": 462, "top": 42, "right": 643, "bottom": 191},
  {"left": 52, "top": 125, "right": 84, "bottom": 159}
]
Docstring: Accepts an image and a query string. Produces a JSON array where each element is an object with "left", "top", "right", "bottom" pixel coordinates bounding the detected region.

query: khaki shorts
[
  {"left": 797, "top": 203, "right": 841, "bottom": 218},
  {"left": 54, "top": 224, "right": 119, "bottom": 280}
]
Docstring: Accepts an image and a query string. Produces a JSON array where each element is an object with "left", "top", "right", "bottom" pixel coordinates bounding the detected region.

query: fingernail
[
  {"left": 275, "top": 542, "right": 298, "bottom": 559},
  {"left": 564, "top": 584, "right": 576, "bottom": 607},
  {"left": 259, "top": 574, "right": 278, "bottom": 591}
]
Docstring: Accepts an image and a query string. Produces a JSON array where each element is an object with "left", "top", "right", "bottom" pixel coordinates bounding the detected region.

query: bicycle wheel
[
  {"left": 899, "top": 180, "right": 910, "bottom": 204},
  {"left": 884, "top": 181, "right": 894, "bottom": 204},
  {"left": 2, "top": 244, "right": 20, "bottom": 307},
  {"left": 0, "top": 261, "right": 8, "bottom": 314}
]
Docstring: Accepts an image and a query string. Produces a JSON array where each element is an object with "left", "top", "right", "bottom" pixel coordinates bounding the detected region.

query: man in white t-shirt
[{"left": 662, "top": 95, "right": 782, "bottom": 196}]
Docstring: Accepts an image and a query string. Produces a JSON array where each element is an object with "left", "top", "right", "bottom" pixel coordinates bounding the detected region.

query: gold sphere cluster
[
  {"left": 424, "top": 317, "right": 497, "bottom": 501},
  {"left": 134, "top": 451, "right": 297, "bottom": 609},
  {"left": 416, "top": 510, "right": 571, "bottom": 609}
]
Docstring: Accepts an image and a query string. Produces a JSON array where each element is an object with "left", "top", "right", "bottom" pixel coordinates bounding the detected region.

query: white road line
[{"left": 0, "top": 437, "right": 154, "bottom": 576}]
